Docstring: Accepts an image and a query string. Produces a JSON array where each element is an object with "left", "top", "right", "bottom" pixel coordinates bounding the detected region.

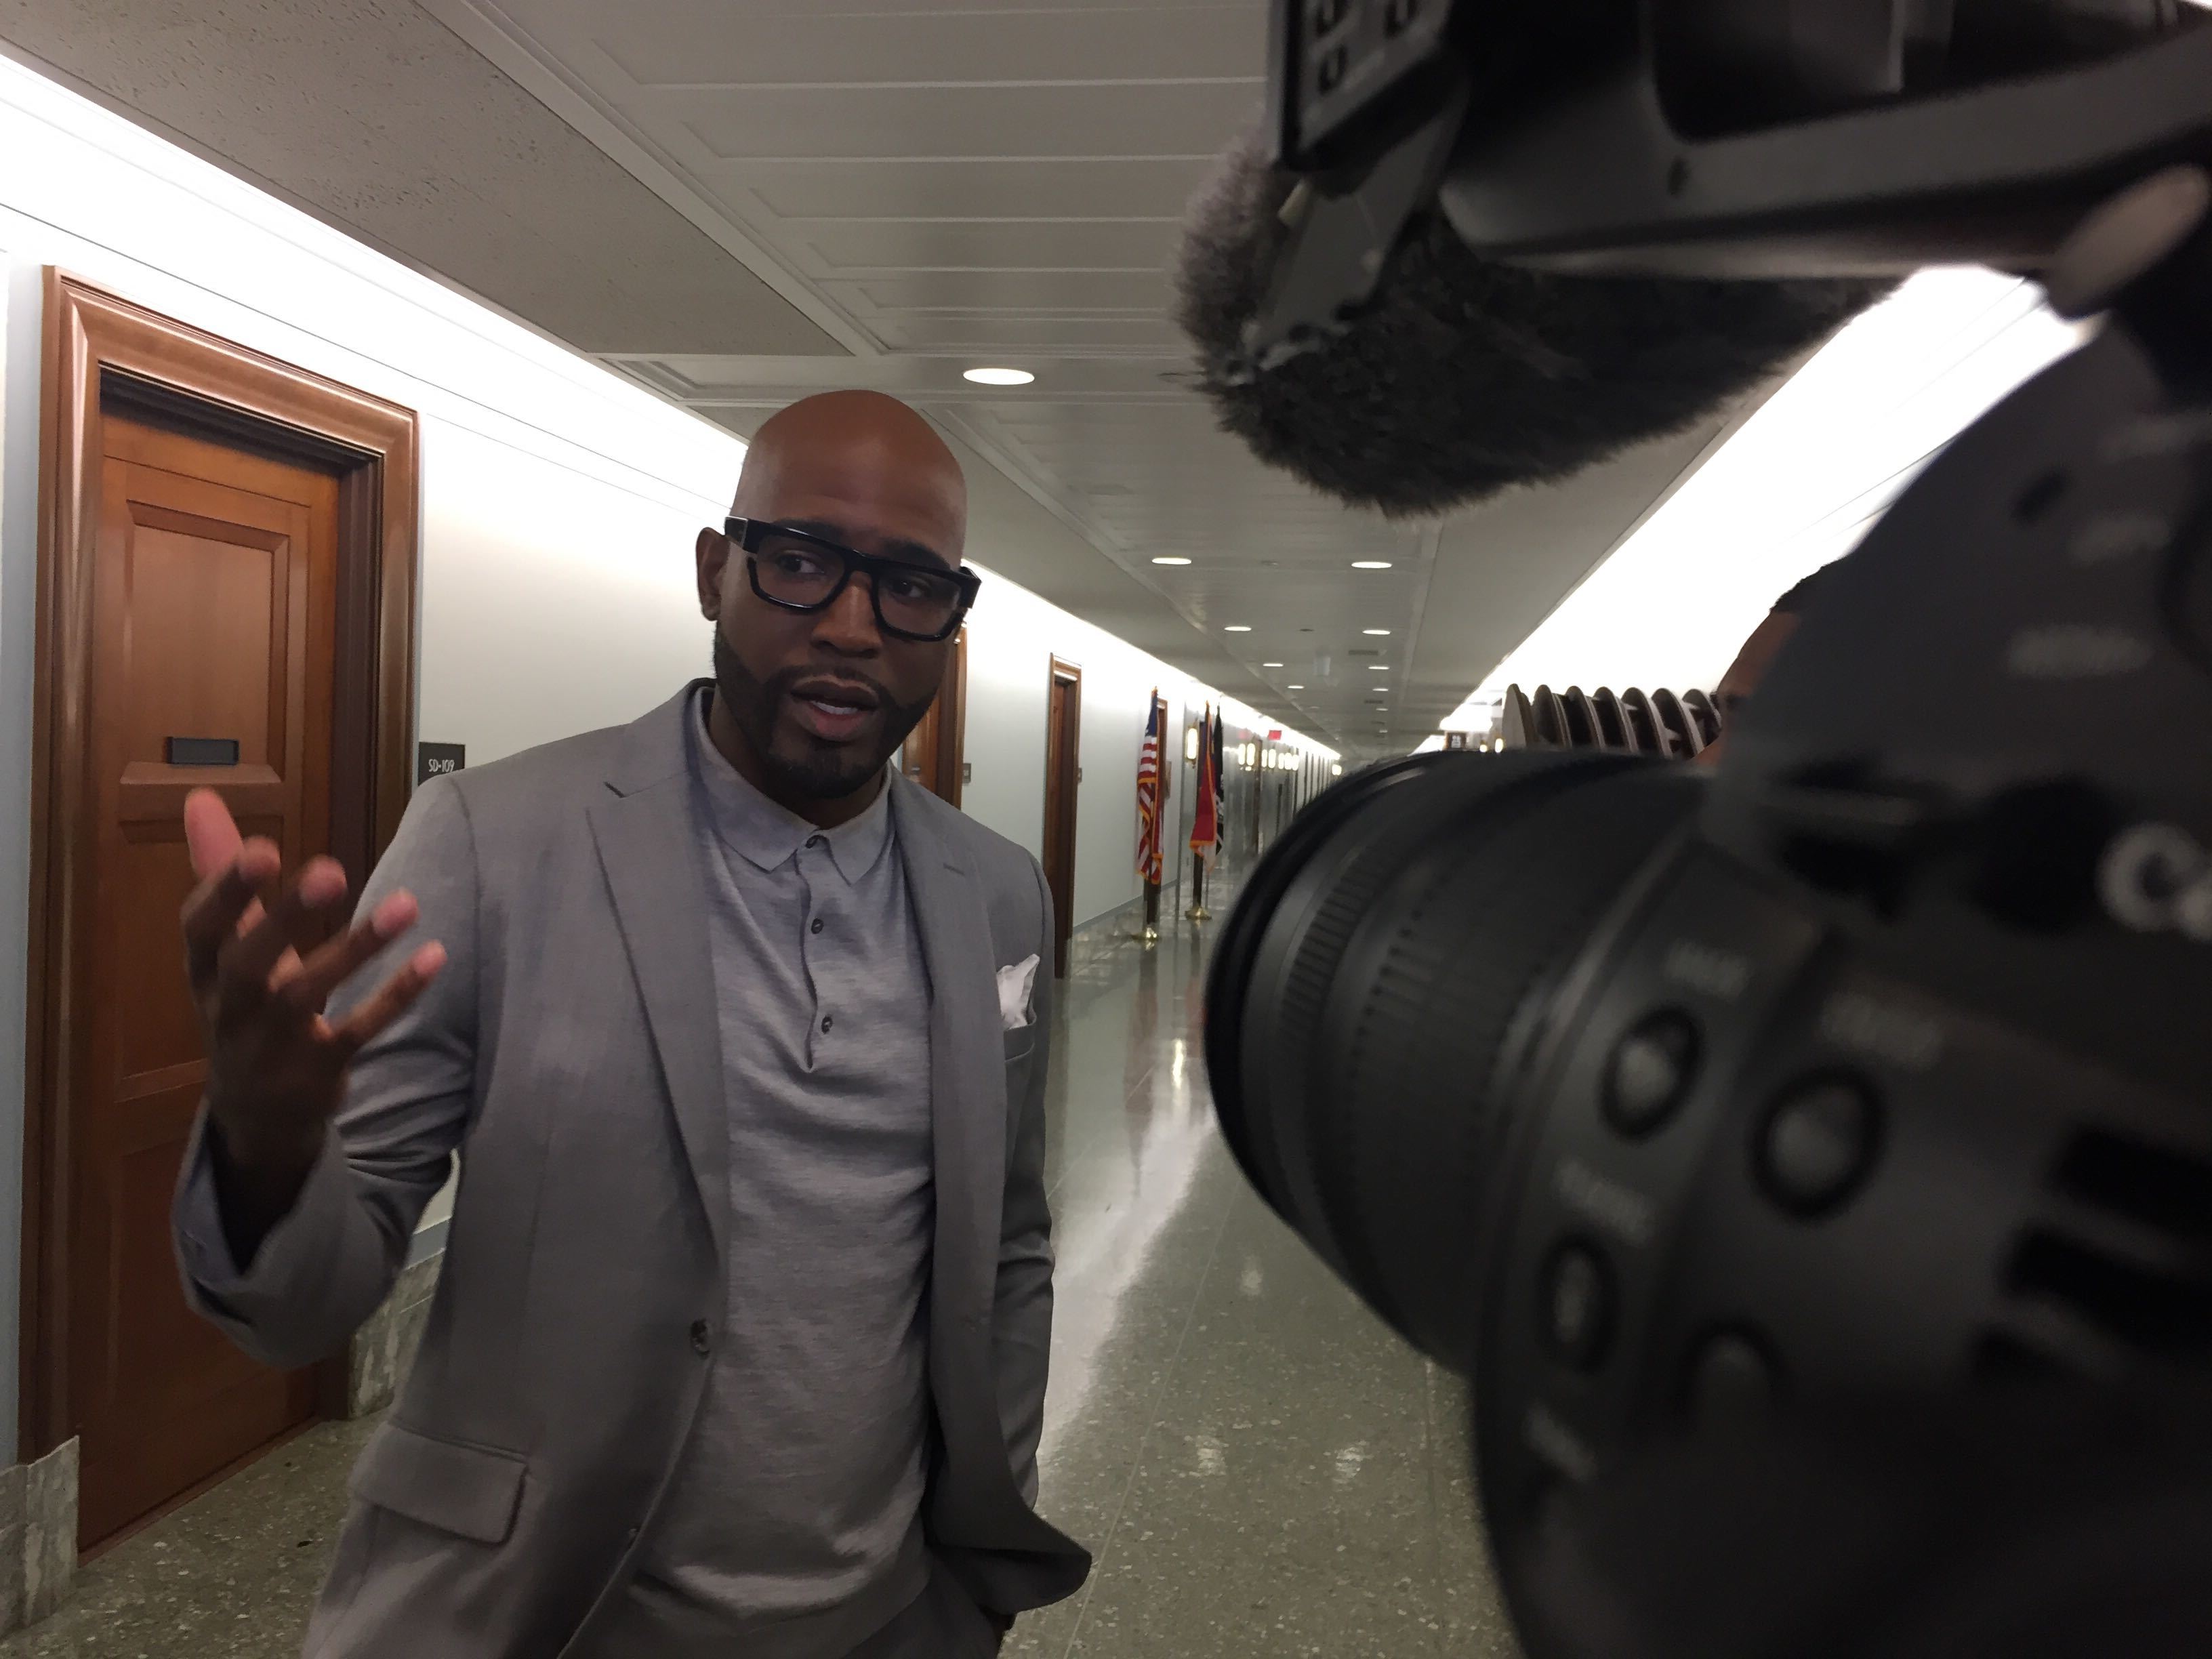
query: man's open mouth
[{"left": 789, "top": 678, "right": 882, "bottom": 743}]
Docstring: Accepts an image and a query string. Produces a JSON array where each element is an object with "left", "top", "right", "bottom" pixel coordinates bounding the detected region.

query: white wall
[
  {"left": 415, "top": 423, "right": 716, "bottom": 762},
  {"left": 0, "top": 247, "right": 31, "bottom": 1468}
]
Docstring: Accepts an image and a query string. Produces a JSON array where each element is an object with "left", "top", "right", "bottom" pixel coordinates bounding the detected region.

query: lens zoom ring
[{"left": 1326, "top": 768, "right": 1699, "bottom": 1367}]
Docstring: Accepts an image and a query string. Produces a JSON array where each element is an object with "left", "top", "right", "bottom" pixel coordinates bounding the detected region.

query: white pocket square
[{"left": 997, "top": 954, "right": 1040, "bottom": 1032}]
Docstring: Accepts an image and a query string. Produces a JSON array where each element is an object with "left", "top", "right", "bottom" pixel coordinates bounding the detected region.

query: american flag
[{"left": 1136, "top": 691, "right": 1164, "bottom": 884}]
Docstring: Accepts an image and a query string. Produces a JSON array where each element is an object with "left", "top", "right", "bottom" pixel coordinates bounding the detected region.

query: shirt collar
[{"left": 687, "top": 688, "right": 895, "bottom": 884}]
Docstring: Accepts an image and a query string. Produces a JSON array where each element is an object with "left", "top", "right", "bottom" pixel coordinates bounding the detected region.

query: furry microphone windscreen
[{"left": 1176, "top": 129, "right": 1896, "bottom": 518}]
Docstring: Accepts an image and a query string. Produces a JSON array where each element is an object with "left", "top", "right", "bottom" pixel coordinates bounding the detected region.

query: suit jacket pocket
[
  {"left": 348, "top": 1420, "right": 528, "bottom": 1545},
  {"left": 1002, "top": 1026, "right": 1036, "bottom": 1066}
]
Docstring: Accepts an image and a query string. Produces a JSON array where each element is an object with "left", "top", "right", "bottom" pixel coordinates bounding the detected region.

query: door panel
[
  {"left": 1042, "top": 660, "right": 1081, "bottom": 977},
  {"left": 112, "top": 829, "right": 206, "bottom": 1079},
  {"left": 118, "top": 516, "right": 285, "bottom": 765},
  {"left": 70, "top": 414, "right": 335, "bottom": 1548}
]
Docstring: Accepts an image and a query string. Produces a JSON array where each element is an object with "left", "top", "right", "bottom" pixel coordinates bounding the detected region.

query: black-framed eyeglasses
[{"left": 725, "top": 517, "right": 980, "bottom": 643}]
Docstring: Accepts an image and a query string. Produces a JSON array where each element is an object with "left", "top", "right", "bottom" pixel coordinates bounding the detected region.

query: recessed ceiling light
[
  {"left": 1262, "top": 661, "right": 1285, "bottom": 668},
  {"left": 1224, "top": 625, "right": 1252, "bottom": 633},
  {"left": 1151, "top": 556, "right": 1193, "bottom": 567},
  {"left": 1288, "top": 684, "right": 1305, "bottom": 690},
  {"left": 964, "top": 367, "right": 1034, "bottom": 386},
  {"left": 1351, "top": 560, "right": 1393, "bottom": 570},
  {"left": 1363, "top": 628, "right": 1392, "bottom": 636}
]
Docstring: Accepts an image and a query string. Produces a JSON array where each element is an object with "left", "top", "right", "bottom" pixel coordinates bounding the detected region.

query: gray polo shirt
[{"left": 591, "top": 693, "right": 937, "bottom": 1658}]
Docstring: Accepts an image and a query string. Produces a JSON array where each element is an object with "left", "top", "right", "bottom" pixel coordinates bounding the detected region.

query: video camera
[{"left": 1201, "top": 4, "right": 2212, "bottom": 1654}]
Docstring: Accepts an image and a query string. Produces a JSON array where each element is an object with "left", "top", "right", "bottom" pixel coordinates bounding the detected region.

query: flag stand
[
  {"left": 1185, "top": 856, "right": 1211, "bottom": 922},
  {"left": 1132, "top": 879, "right": 1162, "bottom": 945}
]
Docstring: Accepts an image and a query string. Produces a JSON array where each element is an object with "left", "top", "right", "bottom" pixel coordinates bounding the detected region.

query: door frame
[
  {"left": 931, "top": 626, "right": 968, "bottom": 806},
  {"left": 20, "top": 272, "right": 420, "bottom": 1460},
  {"left": 1042, "top": 656, "right": 1082, "bottom": 977},
  {"left": 903, "top": 625, "right": 968, "bottom": 806}
]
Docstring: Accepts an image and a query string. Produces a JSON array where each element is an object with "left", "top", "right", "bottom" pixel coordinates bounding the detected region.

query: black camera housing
[{"left": 1206, "top": 5, "right": 2212, "bottom": 1653}]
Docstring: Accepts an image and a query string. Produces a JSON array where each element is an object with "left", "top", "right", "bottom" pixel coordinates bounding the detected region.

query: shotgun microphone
[{"left": 1174, "top": 128, "right": 1891, "bottom": 518}]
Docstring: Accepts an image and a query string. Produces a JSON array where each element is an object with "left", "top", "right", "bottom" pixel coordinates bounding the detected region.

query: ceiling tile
[
  {"left": 676, "top": 81, "right": 1261, "bottom": 163},
  {"left": 735, "top": 157, "right": 1213, "bottom": 221},
  {"left": 581, "top": 1, "right": 1265, "bottom": 85},
  {"left": 869, "top": 314, "right": 1187, "bottom": 352},
  {"left": 786, "top": 217, "right": 1184, "bottom": 277},
  {"left": 827, "top": 268, "right": 1179, "bottom": 315}
]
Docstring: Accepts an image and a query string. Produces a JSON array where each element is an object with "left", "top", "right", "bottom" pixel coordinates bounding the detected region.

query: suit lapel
[
  {"left": 895, "top": 777, "right": 1008, "bottom": 1330},
  {"left": 588, "top": 689, "right": 729, "bottom": 1266}
]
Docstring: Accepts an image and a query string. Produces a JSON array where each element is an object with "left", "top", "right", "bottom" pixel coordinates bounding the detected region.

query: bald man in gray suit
[{"left": 173, "top": 393, "right": 1089, "bottom": 1658}]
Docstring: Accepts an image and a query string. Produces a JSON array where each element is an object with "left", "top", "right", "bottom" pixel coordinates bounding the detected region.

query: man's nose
[{"left": 814, "top": 577, "right": 884, "bottom": 653}]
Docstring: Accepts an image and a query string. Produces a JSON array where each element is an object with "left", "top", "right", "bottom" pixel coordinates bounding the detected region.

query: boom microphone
[{"left": 1174, "top": 129, "right": 1892, "bottom": 518}]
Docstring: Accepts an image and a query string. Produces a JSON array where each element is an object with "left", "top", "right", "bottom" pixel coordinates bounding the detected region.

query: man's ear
[{"left": 696, "top": 526, "right": 730, "bottom": 619}]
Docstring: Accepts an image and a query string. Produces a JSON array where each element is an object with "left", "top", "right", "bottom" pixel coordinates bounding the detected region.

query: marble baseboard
[
  {"left": 0, "top": 1436, "right": 80, "bottom": 1633},
  {"left": 0, "top": 1253, "right": 438, "bottom": 1635},
  {"left": 1062, "top": 872, "right": 1248, "bottom": 977},
  {"left": 1070, "top": 894, "right": 1146, "bottom": 945},
  {"left": 346, "top": 1251, "right": 445, "bottom": 1419},
  {"left": 24, "top": 1439, "right": 76, "bottom": 1624}
]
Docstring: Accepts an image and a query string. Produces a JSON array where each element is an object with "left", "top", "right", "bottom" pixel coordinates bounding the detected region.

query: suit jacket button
[{"left": 689, "top": 1319, "right": 712, "bottom": 1355}]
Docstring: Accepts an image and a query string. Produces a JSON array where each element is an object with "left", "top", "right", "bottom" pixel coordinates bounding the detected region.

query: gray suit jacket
[{"left": 173, "top": 685, "right": 1090, "bottom": 1658}]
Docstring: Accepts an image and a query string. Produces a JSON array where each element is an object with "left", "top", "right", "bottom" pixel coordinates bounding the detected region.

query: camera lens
[{"left": 1206, "top": 750, "right": 1701, "bottom": 1372}]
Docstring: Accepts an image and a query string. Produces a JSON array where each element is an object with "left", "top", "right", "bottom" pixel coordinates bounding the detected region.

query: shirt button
[
  {"left": 806, "top": 834, "right": 825, "bottom": 849},
  {"left": 811, "top": 917, "right": 824, "bottom": 935},
  {"left": 689, "top": 1319, "right": 712, "bottom": 1355},
  {"left": 820, "top": 1015, "right": 834, "bottom": 1034}
]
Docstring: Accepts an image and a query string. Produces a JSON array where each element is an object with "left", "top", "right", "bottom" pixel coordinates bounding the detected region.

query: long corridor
[{"left": 5, "top": 906, "right": 1516, "bottom": 1659}]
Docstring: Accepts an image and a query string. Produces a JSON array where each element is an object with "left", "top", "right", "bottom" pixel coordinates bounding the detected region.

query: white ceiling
[{"left": 1, "top": 0, "right": 1763, "bottom": 759}]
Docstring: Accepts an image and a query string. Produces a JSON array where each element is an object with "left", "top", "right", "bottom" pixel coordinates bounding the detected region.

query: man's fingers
[
  {"left": 183, "top": 788, "right": 244, "bottom": 881},
  {"left": 182, "top": 836, "right": 285, "bottom": 988},
  {"left": 281, "top": 890, "right": 425, "bottom": 1012},
  {"left": 219, "top": 857, "right": 350, "bottom": 999},
  {"left": 327, "top": 942, "right": 447, "bottom": 1057}
]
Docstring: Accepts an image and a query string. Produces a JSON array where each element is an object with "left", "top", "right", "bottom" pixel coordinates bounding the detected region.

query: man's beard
[{"left": 712, "top": 632, "right": 935, "bottom": 801}]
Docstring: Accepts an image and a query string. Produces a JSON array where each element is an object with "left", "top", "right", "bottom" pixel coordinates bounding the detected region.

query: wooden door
[
  {"left": 1042, "top": 659, "right": 1082, "bottom": 977},
  {"left": 25, "top": 277, "right": 419, "bottom": 1551},
  {"left": 900, "top": 626, "right": 967, "bottom": 805},
  {"left": 70, "top": 413, "right": 338, "bottom": 1547}
]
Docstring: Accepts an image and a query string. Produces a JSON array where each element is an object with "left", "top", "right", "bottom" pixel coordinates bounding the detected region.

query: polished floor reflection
[
  {"left": 4, "top": 899, "right": 1516, "bottom": 1658},
  {"left": 1011, "top": 907, "right": 1515, "bottom": 1659}
]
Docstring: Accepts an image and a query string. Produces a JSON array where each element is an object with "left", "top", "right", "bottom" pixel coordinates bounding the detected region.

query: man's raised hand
[{"left": 180, "top": 788, "right": 444, "bottom": 1189}]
